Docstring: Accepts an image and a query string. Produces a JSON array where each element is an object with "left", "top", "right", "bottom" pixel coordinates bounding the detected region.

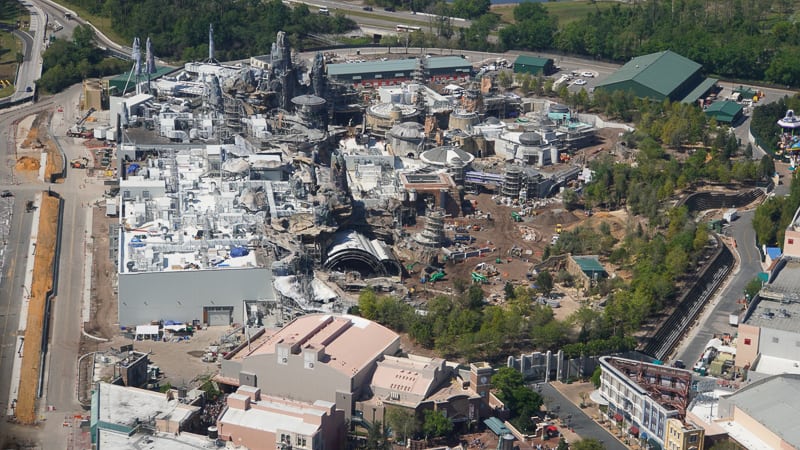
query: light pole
[{"left": 21, "top": 284, "right": 31, "bottom": 299}]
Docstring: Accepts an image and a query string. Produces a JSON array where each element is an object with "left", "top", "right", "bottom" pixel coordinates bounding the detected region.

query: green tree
[
  {"left": 572, "top": 438, "right": 605, "bottom": 450},
  {"left": 536, "top": 270, "right": 554, "bottom": 295},
  {"left": 744, "top": 277, "right": 763, "bottom": 300},
  {"left": 366, "top": 420, "right": 389, "bottom": 450},
  {"left": 385, "top": 407, "right": 418, "bottom": 443},
  {"left": 590, "top": 365, "right": 602, "bottom": 388},
  {"left": 422, "top": 409, "right": 452, "bottom": 440}
]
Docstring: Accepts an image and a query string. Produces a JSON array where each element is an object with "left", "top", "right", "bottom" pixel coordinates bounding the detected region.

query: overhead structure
[
  {"left": 414, "top": 209, "right": 445, "bottom": 247},
  {"left": 323, "top": 230, "right": 401, "bottom": 277},
  {"left": 207, "top": 24, "right": 217, "bottom": 63}
]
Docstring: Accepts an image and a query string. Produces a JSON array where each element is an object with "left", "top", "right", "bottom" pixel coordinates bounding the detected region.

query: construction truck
[
  {"left": 67, "top": 107, "right": 96, "bottom": 138},
  {"left": 511, "top": 211, "right": 522, "bottom": 222},
  {"left": 70, "top": 157, "right": 89, "bottom": 169}
]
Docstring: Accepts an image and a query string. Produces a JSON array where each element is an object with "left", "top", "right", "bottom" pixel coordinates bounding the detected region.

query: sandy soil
[
  {"left": 85, "top": 207, "right": 119, "bottom": 339},
  {"left": 16, "top": 194, "right": 60, "bottom": 424}
]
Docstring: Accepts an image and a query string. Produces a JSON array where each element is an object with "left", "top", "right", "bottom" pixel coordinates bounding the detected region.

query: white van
[{"left": 319, "top": 7, "right": 329, "bottom": 15}]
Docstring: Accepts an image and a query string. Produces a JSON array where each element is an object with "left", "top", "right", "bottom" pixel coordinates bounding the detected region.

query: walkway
[{"left": 540, "top": 382, "right": 627, "bottom": 450}]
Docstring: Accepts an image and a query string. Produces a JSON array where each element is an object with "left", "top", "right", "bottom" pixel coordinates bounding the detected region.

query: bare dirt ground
[
  {"left": 84, "top": 206, "right": 118, "bottom": 340},
  {"left": 14, "top": 112, "right": 63, "bottom": 182},
  {"left": 16, "top": 194, "right": 59, "bottom": 425}
]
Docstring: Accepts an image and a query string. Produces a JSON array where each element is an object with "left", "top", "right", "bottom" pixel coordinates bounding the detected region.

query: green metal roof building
[
  {"left": 423, "top": 56, "right": 472, "bottom": 80},
  {"left": 107, "top": 66, "right": 176, "bottom": 95},
  {"left": 595, "top": 50, "right": 716, "bottom": 103},
  {"left": 513, "top": 55, "right": 555, "bottom": 76},
  {"left": 704, "top": 101, "right": 744, "bottom": 124},
  {"left": 326, "top": 59, "right": 419, "bottom": 85}
]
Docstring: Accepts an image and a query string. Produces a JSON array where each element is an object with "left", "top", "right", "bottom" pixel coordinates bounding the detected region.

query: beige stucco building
[
  {"left": 218, "top": 314, "right": 401, "bottom": 419},
  {"left": 664, "top": 417, "right": 704, "bottom": 450},
  {"left": 217, "top": 386, "right": 345, "bottom": 450}
]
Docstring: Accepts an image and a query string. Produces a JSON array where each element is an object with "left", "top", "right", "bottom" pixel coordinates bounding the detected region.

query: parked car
[
  {"left": 1, "top": 190, "right": 12, "bottom": 198},
  {"left": 581, "top": 71, "right": 595, "bottom": 78},
  {"left": 362, "top": 5, "right": 372, "bottom": 10},
  {"left": 573, "top": 79, "right": 587, "bottom": 86},
  {"left": 384, "top": 6, "right": 395, "bottom": 11}
]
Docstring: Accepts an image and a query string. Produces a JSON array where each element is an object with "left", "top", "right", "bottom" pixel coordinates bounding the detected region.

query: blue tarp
[
  {"left": 230, "top": 246, "right": 249, "bottom": 257},
  {"left": 766, "top": 247, "right": 782, "bottom": 260},
  {"left": 126, "top": 163, "right": 140, "bottom": 174}
]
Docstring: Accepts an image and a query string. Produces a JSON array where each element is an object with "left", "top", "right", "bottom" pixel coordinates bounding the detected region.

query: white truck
[{"left": 723, "top": 209, "right": 739, "bottom": 223}]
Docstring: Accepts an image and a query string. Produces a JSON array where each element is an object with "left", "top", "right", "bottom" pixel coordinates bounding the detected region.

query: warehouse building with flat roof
[{"left": 595, "top": 50, "right": 717, "bottom": 103}]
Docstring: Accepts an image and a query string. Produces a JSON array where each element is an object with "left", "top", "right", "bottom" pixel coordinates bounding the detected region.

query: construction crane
[{"left": 67, "top": 107, "right": 97, "bottom": 137}]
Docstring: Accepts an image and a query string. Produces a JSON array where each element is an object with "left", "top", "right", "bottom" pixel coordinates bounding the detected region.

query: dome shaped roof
[
  {"left": 484, "top": 116, "right": 501, "bottom": 125},
  {"left": 388, "top": 122, "right": 424, "bottom": 140},
  {"left": 420, "top": 146, "right": 475, "bottom": 167},
  {"left": 549, "top": 103, "right": 569, "bottom": 113},
  {"left": 519, "top": 132, "right": 541, "bottom": 146}
]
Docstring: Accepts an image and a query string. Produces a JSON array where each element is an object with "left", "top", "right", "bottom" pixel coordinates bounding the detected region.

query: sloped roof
[
  {"left": 327, "top": 59, "right": 418, "bottom": 76},
  {"left": 514, "top": 55, "right": 552, "bottom": 67},
  {"left": 424, "top": 56, "right": 471, "bottom": 70},
  {"left": 705, "top": 100, "right": 743, "bottom": 119},
  {"left": 596, "top": 50, "right": 701, "bottom": 97},
  {"left": 571, "top": 255, "right": 607, "bottom": 276}
]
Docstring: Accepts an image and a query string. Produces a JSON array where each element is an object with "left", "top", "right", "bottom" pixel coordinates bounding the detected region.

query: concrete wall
[
  {"left": 238, "top": 353, "right": 353, "bottom": 415},
  {"left": 783, "top": 229, "right": 800, "bottom": 258},
  {"left": 734, "top": 323, "right": 759, "bottom": 369},
  {"left": 756, "top": 327, "right": 800, "bottom": 360},
  {"left": 732, "top": 407, "right": 787, "bottom": 450},
  {"left": 117, "top": 267, "right": 273, "bottom": 325}
]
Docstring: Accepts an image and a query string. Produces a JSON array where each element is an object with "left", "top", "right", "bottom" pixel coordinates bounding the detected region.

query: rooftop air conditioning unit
[
  {"left": 282, "top": 358, "right": 288, "bottom": 363},
  {"left": 308, "top": 363, "right": 314, "bottom": 368}
]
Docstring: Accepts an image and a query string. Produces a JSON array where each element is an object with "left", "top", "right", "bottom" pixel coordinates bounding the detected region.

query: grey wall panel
[{"left": 118, "top": 267, "right": 273, "bottom": 325}]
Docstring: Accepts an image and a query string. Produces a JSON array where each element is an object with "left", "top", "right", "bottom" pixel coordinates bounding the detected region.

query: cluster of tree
[
  {"left": 355, "top": 284, "right": 570, "bottom": 361},
  {"left": 498, "top": 2, "right": 557, "bottom": 51},
  {"left": 545, "top": 1, "right": 800, "bottom": 87},
  {"left": 37, "top": 25, "right": 128, "bottom": 93},
  {"left": 753, "top": 169, "right": 800, "bottom": 247},
  {"left": 59, "top": 0, "right": 355, "bottom": 61},
  {"left": 562, "top": 334, "right": 637, "bottom": 359},
  {"left": 491, "top": 367, "right": 544, "bottom": 432}
]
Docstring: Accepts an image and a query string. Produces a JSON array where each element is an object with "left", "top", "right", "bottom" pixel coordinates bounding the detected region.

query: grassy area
[
  {"left": 493, "top": 0, "right": 624, "bottom": 26},
  {"left": 0, "top": 0, "right": 25, "bottom": 26},
  {"left": 50, "top": 1, "right": 127, "bottom": 45},
  {"left": 0, "top": 30, "right": 22, "bottom": 98}
]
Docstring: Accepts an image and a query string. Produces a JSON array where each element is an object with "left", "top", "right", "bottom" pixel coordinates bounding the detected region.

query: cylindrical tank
[
  {"left": 208, "top": 426, "right": 218, "bottom": 440},
  {"left": 499, "top": 434, "right": 514, "bottom": 450},
  {"left": 389, "top": 105, "right": 403, "bottom": 123}
]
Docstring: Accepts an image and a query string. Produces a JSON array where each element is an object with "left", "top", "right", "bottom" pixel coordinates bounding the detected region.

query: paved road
[
  {"left": 0, "top": 83, "right": 102, "bottom": 447},
  {"left": 540, "top": 383, "right": 627, "bottom": 450}
]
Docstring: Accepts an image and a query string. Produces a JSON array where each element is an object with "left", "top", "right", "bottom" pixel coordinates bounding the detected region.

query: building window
[
  {"left": 789, "top": 239, "right": 795, "bottom": 245},
  {"left": 772, "top": 337, "right": 779, "bottom": 344},
  {"left": 744, "top": 338, "right": 751, "bottom": 345},
  {"left": 689, "top": 435, "right": 698, "bottom": 443},
  {"left": 296, "top": 435, "right": 307, "bottom": 447}
]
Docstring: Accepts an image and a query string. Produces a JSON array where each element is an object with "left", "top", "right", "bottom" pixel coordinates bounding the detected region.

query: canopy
[{"left": 135, "top": 325, "right": 159, "bottom": 338}]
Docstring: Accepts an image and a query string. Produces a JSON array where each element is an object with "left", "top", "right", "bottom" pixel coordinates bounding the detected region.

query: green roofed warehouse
[
  {"left": 595, "top": 50, "right": 717, "bottom": 103},
  {"left": 513, "top": 55, "right": 555, "bottom": 76},
  {"left": 704, "top": 100, "right": 744, "bottom": 124}
]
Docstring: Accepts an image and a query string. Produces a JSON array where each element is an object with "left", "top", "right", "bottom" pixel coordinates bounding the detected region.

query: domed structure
[
  {"left": 420, "top": 145, "right": 475, "bottom": 167},
  {"left": 387, "top": 122, "right": 426, "bottom": 158},
  {"left": 519, "top": 132, "right": 542, "bottom": 146}
]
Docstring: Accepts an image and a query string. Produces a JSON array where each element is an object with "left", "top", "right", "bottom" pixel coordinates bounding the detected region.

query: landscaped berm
[{"left": 15, "top": 193, "right": 60, "bottom": 424}]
